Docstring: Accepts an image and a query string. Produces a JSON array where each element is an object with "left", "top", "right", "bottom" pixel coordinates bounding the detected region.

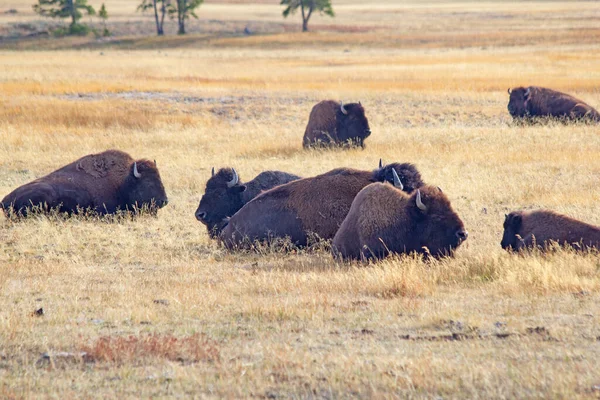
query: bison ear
[{"left": 509, "top": 214, "right": 522, "bottom": 230}]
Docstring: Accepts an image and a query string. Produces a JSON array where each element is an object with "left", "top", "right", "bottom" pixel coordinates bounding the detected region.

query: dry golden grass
[{"left": 1, "top": 1, "right": 600, "bottom": 398}]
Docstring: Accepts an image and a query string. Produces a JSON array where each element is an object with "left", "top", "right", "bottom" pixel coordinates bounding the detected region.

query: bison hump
[{"left": 75, "top": 153, "right": 124, "bottom": 179}]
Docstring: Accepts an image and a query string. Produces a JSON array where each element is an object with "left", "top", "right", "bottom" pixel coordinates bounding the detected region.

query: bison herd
[{"left": 2, "top": 85, "right": 600, "bottom": 260}]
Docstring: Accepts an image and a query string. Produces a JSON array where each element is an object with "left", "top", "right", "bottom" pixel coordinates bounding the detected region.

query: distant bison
[
  {"left": 220, "top": 161, "right": 424, "bottom": 248},
  {"left": 507, "top": 86, "right": 600, "bottom": 122},
  {"left": 303, "top": 100, "right": 371, "bottom": 148},
  {"left": 195, "top": 167, "right": 301, "bottom": 238},
  {"left": 1, "top": 149, "right": 168, "bottom": 216},
  {"left": 332, "top": 183, "right": 467, "bottom": 261},
  {"left": 501, "top": 210, "right": 600, "bottom": 251}
]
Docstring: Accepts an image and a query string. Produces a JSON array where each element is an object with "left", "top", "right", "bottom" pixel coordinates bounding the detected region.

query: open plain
[{"left": 1, "top": 1, "right": 600, "bottom": 398}]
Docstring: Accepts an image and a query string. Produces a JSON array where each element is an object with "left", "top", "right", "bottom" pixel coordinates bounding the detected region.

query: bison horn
[
  {"left": 524, "top": 88, "right": 531, "bottom": 98},
  {"left": 392, "top": 168, "right": 403, "bottom": 190},
  {"left": 227, "top": 168, "right": 239, "bottom": 188},
  {"left": 340, "top": 101, "right": 348, "bottom": 115},
  {"left": 133, "top": 162, "right": 141, "bottom": 179},
  {"left": 211, "top": 167, "right": 215, "bottom": 177},
  {"left": 507, "top": 88, "right": 511, "bottom": 95},
  {"left": 379, "top": 158, "right": 383, "bottom": 169},
  {"left": 416, "top": 189, "right": 427, "bottom": 211}
]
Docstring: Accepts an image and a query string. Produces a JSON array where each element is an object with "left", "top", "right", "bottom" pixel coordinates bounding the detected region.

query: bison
[
  {"left": 195, "top": 167, "right": 301, "bottom": 238},
  {"left": 332, "top": 183, "right": 467, "bottom": 261},
  {"left": 507, "top": 86, "right": 600, "bottom": 122},
  {"left": 1, "top": 149, "right": 168, "bottom": 217},
  {"left": 302, "top": 100, "right": 371, "bottom": 148},
  {"left": 219, "top": 160, "right": 424, "bottom": 249},
  {"left": 501, "top": 210, "right": 600, "bottom": 252}
]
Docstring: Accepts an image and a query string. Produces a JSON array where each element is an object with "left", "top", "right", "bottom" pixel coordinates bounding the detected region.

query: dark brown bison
[
  {"left": 195, "top": 167, "right": 301, "bottom": 238},
  {"left": 1, "top": 149, "right": 168, "bottom": 216},
  {"left": 501, "top": 210, "right": 600, "bottom": 251},
  {"left": 507, "top": 86, "right": 600, "bottom": 122},
  {"left": 219, "top": 161, "right": 424, "bottom": 248},
  {"left": 302, "top": 100, "right": 371, "bottom": 148},
  {"left": 332, "top": 183, "right": 467, "bottom": 261}
]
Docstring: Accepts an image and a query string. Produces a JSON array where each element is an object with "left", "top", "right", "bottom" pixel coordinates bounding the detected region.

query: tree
[
  {"left": 98, "top": 3, "right": 109, "bottom": 36},
  {"left": 281, "top": 0, "right": 334, "bottom": 32},
  {"left": 33, "top": 0, "right": 95, "bottom": 29},
  {"left": 137, "top": 0, "right": 170, "bottom": 36},
  {"left": 168, "top": 0, "right": 203, "bottom": 35}
]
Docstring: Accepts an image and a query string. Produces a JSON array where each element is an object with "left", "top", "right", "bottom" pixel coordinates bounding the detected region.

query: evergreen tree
[{"left": 33, "top": 0, "right": 95, "bottom": 29}]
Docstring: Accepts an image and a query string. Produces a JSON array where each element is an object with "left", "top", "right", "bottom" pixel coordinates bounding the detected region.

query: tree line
[{"left": 32, "top": 0, "right": 335, "bottom": 37}]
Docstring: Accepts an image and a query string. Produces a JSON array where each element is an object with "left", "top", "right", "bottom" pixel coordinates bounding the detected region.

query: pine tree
[
  {"left": 98, "top": 3, "right": 109, "bottom": 36},
  {"left": 33, "top": 0, "right": 95, "bottom": 29}
]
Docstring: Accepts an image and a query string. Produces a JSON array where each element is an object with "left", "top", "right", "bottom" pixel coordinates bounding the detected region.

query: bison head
[
  {"left": 501, "top": 211, "right": 523, "bottom": 251},
  {"left": 195, "top": 167, "right": 246, "bottom": 238},
  {"left": 374, "top": 161, "right": 424, "bottom": 193},
  {"left": 336, "top": 102, "right": 371, "bottom": 146},
  {"left": 123, "top": 160, "right": 168, "bottom": 212},
  {"left": 408, "top": 186, "right": 467, "bottom": 257},
  {"left": 507, "top": 87, "right": 531, "bottom": 118}
]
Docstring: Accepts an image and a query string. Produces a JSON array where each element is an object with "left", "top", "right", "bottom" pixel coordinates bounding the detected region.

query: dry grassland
[{"left": 1, "top": 1, "right": 600, "bottom": 398}]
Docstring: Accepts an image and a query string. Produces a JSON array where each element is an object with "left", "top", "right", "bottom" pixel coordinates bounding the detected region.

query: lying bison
[
  {"left": 302, "top": 100, "right": 371, "bottom": 148},
  {"left": 220, "top": 161, "right": 423, "bottom": 248},
  {"left": 1, "top": 149, "right": 168, "bottom": 217},
  {"left": 332, "top": 183, "right": 467, "bottom": 261},
  {"left": 507, "top": 86, "right": 600, "bottom": 122},
  {"left": 501, "top": 210, "right": 600, "bottom": 251},
  {"left": 195, "top": 167, "right": 301, "bottom": 238}
]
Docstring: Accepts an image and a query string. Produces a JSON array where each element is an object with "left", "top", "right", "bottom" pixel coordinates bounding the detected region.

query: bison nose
[
  {"left": 456, "top": 230, "right": 468, "bottom": 241},
  {"left": 196, "top": 211, "right": 207, "bottom": 222}
]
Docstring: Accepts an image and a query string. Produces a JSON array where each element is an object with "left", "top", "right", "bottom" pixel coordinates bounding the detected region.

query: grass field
[{"left": 1, "top": 1, "right": 600, "bottom": 398}]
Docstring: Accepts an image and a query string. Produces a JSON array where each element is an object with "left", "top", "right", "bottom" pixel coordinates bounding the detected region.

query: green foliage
[
  {"left": 51, "top": 22, "right": 92, "bottom": 37},
  {"left": 33, "top": 0, "right": 96, "bottom": 27},
  {"left": 98, "top": 3, "right": 108, "bottom": 20},
  {"left": 280, "top": 0, "right": 334, "bottom": 31},
  {"left": 168, "top": 0, "right": 204, "bottom": 35}
]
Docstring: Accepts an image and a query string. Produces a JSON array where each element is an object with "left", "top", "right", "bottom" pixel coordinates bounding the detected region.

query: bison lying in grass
[
  {"left": 303, "top": 100, "right": 371, "bottom": 148},
  {"left": 1, "top": 149, "right": 168, "bottom": 217},
  {"left": 195, "top": 167, "right": 301, "bottom": 238},
  {"left": 332, "top": 183, "right": 467, "bottom": 261},
  {"left": 220, "top": 161, "right": 423, "bottom": 249},
  {"left": 501, "top": 210, "right": 600, "bottom": 251},
  {"left": 507, "top": 86, "right": 600, "bottom": 122}
]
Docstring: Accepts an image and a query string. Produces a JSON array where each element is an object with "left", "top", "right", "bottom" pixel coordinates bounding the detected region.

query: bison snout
[
  {"left": 196, "top": 211, "right": 207, "bottom": 222},
  {"left": 456, "top": 229, "right": 468, "bottom": 242}
]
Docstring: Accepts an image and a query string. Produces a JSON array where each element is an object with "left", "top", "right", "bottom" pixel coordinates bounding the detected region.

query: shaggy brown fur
[
  {"left": 302, "top": 100, "right": 371, "bottom": 148},
  {"left": 501, "top": 210, "right": 600, "bottom": 251},
  {"left": 195, "top": 168, "right": 301, "bottom": 238},
  {"left": 507, "top": 86, "right": 600, "bottom": 122},
  {"left": 1, "top": 149, "right": 168, "bottom": 216},
  {"left": 332, "top": 183, "right": 467, "bottom": 261},
  {"left": 219, "top": 162, "right": 423, "bottom": 248}
]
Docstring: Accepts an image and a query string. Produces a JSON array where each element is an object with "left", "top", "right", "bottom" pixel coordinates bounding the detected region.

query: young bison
[
  {"left": 332, "top": 183, "right": 467, "bottom": 261},
  {"left": 501, "top": 210, "right": 600, "bottom": 251}
]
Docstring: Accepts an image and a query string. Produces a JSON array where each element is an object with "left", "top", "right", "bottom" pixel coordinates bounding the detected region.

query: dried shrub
[{"left": 81, "top": 333, "right": 220, "bottom": 364}]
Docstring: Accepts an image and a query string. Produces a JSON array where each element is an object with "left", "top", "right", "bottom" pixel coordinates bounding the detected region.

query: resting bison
[
  {"left": 332, "top": 183, "right": 467, "bottom": 261},
  {"left": 501, "top": 210, "right": 600, "bottom": 251},
  {"left": 1, "top": 149, "right": 168, "bottom": 216},
  {"left": 195, "top": 167, "right": 301, "bottom": 238},
  {"left": 507, "top": 86, "right": 600, "bottom": 122},
  {"left": 220, "top": 161, "right": 424, "bottom": 248},
  {"left": 302, "top": 100, "right": 371, "bottom": 148}
]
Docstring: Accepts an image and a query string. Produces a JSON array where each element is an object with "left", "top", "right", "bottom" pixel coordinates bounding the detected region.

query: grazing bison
[
  {"left": 332, "top": 183, "right": 467, "bottom": 261},
  {"left": 220, "top": 161, "right": 424, "bottom": 248},
  {"left": 1, "top": 149, "right": 168, "bottom": 216},
  {"left": 302, "top": 100, "right": 371, "bottom": 148},
  {"left": 507, "top": 86, "right": 600, "bottom": 122},
  {"left": 195, "top": 167, "right": 301, "bottom": 238},
  {"left": 501, "top": 210, "right": 600, "bottom": 251}
]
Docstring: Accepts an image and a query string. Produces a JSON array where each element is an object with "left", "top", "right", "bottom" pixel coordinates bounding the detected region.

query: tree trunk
[
  {"left": 152, "top": 0, "right": 163, "bottom": 36},
  {"left": 67, "top": 0, "right": 76, "bottom": 27},
  {"left": 158, "top": 1, "right": 166, "bottom": 35},
  {"left": 300, "top": 0, "right": 307, "bottom": 32},
  {"left": 178, "top": 0, "right": 186, "bottom": 34}
]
